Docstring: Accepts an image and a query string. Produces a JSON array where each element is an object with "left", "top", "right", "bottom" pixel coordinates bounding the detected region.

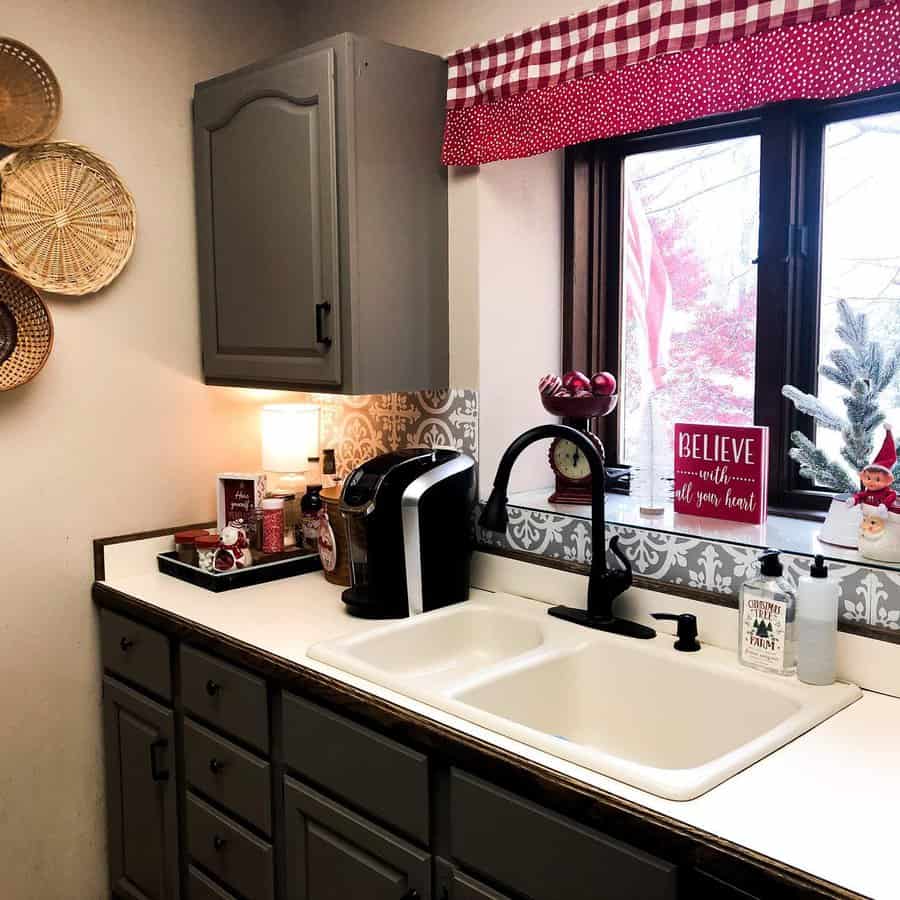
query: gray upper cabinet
[{"left": 193, "top": 33, "right": 449, "bottom": 394}]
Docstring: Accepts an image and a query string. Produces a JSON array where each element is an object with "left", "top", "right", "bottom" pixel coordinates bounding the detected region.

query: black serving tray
[{"left": 157, "top": 548, "right": 322, "bottom": 592}]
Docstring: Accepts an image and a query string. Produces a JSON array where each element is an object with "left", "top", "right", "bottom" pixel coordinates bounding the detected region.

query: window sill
[{"left": 507, "top": 489, "right": 876, "bottom": 568}]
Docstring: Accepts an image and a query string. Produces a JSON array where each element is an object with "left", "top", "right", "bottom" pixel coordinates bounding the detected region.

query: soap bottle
[
  {"left": 738, "top": 550, "right": 796, "bottom": 676},
  {"left": 796, "top": 555, "right": 839, "bottom": 685}
]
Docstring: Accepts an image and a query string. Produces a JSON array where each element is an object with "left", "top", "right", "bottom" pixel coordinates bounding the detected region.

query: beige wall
[
  {"left": 293, "top": 1, "right": 576, "bottom": 495},
  {"left": 0, "top": 3, "right": 300, "bottom": 897},
  {"left": 1, "top": 3, "right": 575, "bottom": 896}
]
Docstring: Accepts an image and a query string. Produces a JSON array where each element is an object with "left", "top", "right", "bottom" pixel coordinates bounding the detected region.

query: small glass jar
[
  {"left": 260, "top": 498, "right": 285, "bottom": 554},
  {"left": 195, "top": 534, "right": 221, "bottom": 572},
  {"left": 174, "top": 529, "right": 207, "bottom": 565}
]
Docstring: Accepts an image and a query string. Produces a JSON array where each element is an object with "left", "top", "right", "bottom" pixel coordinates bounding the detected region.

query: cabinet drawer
[
  {"left": 181, "top": 646, "right": 268, "bottom": 753},
  {"left": 450, "top": 769, "right": 678, "bottom": 900},
  {"left": 187, "top": 794, "right": 273, "bottom": 900},
  {"left": 188, "top": 866, "right": 237, "bottom": 900},
  {"left": 184, "top": 719, "right": 272, "bottom": 835},
  {"left": 282, "top": 691, "right": 429, "bottom": 844},
  {"left": 100, "top": 609, "right": 171, "bottom": 701}
]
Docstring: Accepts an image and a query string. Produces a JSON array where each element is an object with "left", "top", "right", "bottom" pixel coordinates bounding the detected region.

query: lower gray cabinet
[
  {"left": 186, "top": 794, "right": 273, "bottom": 900},
  {"left": 435, "top": 859, "right": 510, "bottom": 900},
  {"left": 284, "top": 776, "right": 431, "bottom": 900},
  {"left": 103, "top": 676, "right": 179, "bottom": 900},
  {"left": 450, "top": 769, "right": 678, "bottom": 900}
]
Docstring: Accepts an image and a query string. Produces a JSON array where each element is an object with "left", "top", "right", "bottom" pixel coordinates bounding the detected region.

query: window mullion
[{"left": 756, "top": 104, "right": 809, "bottom": 510}]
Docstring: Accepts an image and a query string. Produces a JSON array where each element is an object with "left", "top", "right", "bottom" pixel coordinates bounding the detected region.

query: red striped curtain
[{"left": 442, "top": 0, "right": 900, "bottom": 165}]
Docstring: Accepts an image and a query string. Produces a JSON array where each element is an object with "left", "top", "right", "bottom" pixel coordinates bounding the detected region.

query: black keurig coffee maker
[{"left": 339, "top": 448, "right": 475, "bottom": 618}]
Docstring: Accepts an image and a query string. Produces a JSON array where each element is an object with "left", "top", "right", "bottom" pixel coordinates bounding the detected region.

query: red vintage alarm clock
[
  {"left": 548, "top": 430, "right": 605, "bottom": 503},
  {"left": 539, "top": 371, "right": 618, "bottom": 506}
]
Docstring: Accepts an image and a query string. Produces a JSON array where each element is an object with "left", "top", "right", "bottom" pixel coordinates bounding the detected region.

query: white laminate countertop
[{"left": 100, "top": 562, "right": 900, "bottom": 899}]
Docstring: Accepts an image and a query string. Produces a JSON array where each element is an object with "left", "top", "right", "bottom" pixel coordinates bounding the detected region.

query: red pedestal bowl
[{"left": 540, "top": 392, "right": 618, "bottom": 418}]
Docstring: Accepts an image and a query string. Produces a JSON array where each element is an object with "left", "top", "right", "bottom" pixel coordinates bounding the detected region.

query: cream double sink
[{"left": 309, "top": 594, "right": 861, "bottom": 801}]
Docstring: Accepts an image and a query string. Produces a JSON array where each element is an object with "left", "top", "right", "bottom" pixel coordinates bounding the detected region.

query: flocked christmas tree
[{"left": 782, "top": 299, "right": 900, "bottom": 494}]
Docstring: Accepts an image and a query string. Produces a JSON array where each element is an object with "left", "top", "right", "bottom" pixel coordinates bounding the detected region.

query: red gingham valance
[{"left": 442, "top": 0, "right": 900, "bottom": 165}]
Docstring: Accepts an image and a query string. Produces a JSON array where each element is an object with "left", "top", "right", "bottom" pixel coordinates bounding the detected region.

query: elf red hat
[{"left": 867, "top": 427, "right": 897, "bottom": 474}]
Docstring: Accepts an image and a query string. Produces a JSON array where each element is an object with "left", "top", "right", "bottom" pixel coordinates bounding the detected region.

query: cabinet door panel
[
  {"left": 194, "top": 46, "right": 340, "bottom": 386},
  {"left": 103, "top": 677, "right": 179, "bottom": 900},
  {"left": 435, "top": 859, "right": 511, "bottom": 900},
  {"left": 450, "top": 769, "right": 677, "bottom": 900},
  {"left": 307, "top": 822, "right": 408, "bottom": 899},
  {"left": 284, "top": 776, "right": 430, "bottom": 900}
]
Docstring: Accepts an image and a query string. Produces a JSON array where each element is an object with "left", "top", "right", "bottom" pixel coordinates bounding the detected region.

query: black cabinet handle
[
  {"left": 119, "top": 636, "right": 134, "bottom": 652},
  {"left": 149, "top": 738, "right": 169, "bottom": 782},
  {"left": 205, "top": 679, "right": 221, "bottom": 697},
  {"left": 213, "top": 835, "right": 227, "bottom": 851},
  {"left": 315, "top": 301, "right": 332, "bottom": 347},
  {"left": 209, "top": 757, "right": 226, "bottom": 774},
  {"left": 400, "top": 891, "right": 419, "bottom": 900}
]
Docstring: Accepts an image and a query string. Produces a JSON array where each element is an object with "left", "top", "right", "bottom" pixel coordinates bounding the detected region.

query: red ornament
[
  {"left": 590, "top": 372, "right": 617, "bottom": 396},
  {"left": 562, "top": 370, "right": 591, "bottom": 392},
  {"left": 538, "top": 373, "right": 562, "bottom": 396}
]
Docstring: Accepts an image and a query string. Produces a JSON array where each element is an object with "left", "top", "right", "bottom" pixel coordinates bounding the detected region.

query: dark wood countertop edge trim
[{"left": 93, "top": 580, "right": 866, "bottom": 900}]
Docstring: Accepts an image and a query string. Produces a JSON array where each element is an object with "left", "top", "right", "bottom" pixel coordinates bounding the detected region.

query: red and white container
[{"left": 260, "top": 497, "right": 285, "bottom": 554}]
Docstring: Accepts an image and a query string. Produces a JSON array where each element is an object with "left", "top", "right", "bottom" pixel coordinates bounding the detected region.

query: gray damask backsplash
[
  {"left": 315, "top": 389, "right": 479, "bottom": 477},
  {"left": 473, "top": 504, "right": 900, "bottom": 637},
  {"left": 313, "top": 389, "right": 897, "bottom": 640}
]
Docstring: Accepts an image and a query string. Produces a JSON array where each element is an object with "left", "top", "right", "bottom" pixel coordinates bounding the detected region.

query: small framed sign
[
  {"left": 216, "top": 472, "right": 267, "bottom": 531},
  {"left": 673, "top": 423, "right": 769, "bottom": 525}
]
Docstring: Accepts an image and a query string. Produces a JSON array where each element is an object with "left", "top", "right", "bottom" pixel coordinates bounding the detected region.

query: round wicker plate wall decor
[
  {"left": 0, "top": 268, "right": 53, "bottom": 390},
  {"left": 0, "top": 142, "right": 136, "bottom": 295},
  {"left": 0, "top": 37, "right": 62, "bottom": 147}
]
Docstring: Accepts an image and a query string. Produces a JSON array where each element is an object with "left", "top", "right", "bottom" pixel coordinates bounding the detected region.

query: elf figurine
[{"left": 846, "top": 427, "right": 898, "bottom": 513}]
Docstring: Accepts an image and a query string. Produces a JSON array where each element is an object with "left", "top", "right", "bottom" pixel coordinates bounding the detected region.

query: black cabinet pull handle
[
  {"left": 209, "top": 757, "right": 226, "bottom": 774},
  {"left": 205, "top": 679, "right": 221, "bottom": 697},
  {"left": 400, "top": 891, "right": 419, "bottom": 900},
  {"left": 315, "top": 301, "right": 332, "bottom": 347},
  {"left": 213, "top": 835, "right": 227, "bottom": 851},
  {"left": 119, "top": 636, "right": 134, "bottom": 652},
  {"left": 149, "top": 738, "right": 169, "bottom": 782}
]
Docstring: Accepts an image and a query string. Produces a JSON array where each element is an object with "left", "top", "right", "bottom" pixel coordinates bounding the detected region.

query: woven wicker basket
[
  {"left": 0, "top": 142, "right": 136, "bottom": 295},
  {"left": 0, "top": 268, "right": 53, "bottom": 390},
  {"left": 0, "top": 38, "right": 62, "bottom": 147}
]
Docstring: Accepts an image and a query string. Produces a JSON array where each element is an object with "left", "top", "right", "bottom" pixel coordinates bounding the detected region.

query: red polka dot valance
[{"left": 441, "top": 0, "right": 900, "bottom": 166}]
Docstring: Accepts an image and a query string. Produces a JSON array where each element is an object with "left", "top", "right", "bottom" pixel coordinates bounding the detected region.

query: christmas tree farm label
[{"left": 673, "top": 423, "right": 769, "bottom": 525}]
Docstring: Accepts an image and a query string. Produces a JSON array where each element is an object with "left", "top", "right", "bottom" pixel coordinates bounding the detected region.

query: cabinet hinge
[{"left": 785, "top": 224, "right": 808, "bottom": 262}]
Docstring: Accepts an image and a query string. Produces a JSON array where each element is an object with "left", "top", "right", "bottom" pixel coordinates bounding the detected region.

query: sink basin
[
  {"left": 310, "top": 594, "right": 862, "bottom": 800},
  {"left": 310, "top": 602, "right": 547, "bottom": 693},
  {"left": 453, "top": 643, "right": 802, "bottom": 770}
]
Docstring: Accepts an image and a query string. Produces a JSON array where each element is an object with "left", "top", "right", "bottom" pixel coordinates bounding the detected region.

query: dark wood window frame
[{"left": 563, "top": 84, "right": 900, "bottom": 516}]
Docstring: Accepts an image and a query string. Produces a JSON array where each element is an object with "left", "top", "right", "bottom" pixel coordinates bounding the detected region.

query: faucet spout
[{"left": 479, "top": 424, "right": 655, "bottom": 639}]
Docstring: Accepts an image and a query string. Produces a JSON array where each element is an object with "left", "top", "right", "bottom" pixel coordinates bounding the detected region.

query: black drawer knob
[
  {"left": 119, "top": 636, "right": 134, "bottom": 652},
  {"left": 213, "top": 835, "right": 227, "bottom": 851},
  {"left": 209, "top": 757, "right": 226, "bottom": 774},
  {"left": 400, "top": 891, "right": 419, "bottom": 900},
  {"left": 205, "top": 679, "right": 221, "bottom": 697}
]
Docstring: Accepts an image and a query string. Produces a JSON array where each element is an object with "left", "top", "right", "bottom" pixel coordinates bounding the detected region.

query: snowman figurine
[{"left": 850, "top": 428, "right": 900, "bottom": 562}]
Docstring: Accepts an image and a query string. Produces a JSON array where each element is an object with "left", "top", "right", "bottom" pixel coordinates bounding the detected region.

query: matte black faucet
[{"left": 479, "top": 424, "right": 655, "bottom": 639}]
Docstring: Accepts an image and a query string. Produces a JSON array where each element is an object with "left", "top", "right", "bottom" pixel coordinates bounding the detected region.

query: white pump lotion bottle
[{"left": 796, "top": 554, "right": 840, "bottom": 686}]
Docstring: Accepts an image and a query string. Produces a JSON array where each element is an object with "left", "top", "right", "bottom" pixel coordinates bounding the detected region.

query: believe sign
[{"left": 673, "top": 423, "right": 769, "bottom": 525}]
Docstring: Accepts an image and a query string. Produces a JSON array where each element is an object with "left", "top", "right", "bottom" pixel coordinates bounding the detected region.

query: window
[{"left": 563, "top": 86, "right": 900, "bottom": 514}]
